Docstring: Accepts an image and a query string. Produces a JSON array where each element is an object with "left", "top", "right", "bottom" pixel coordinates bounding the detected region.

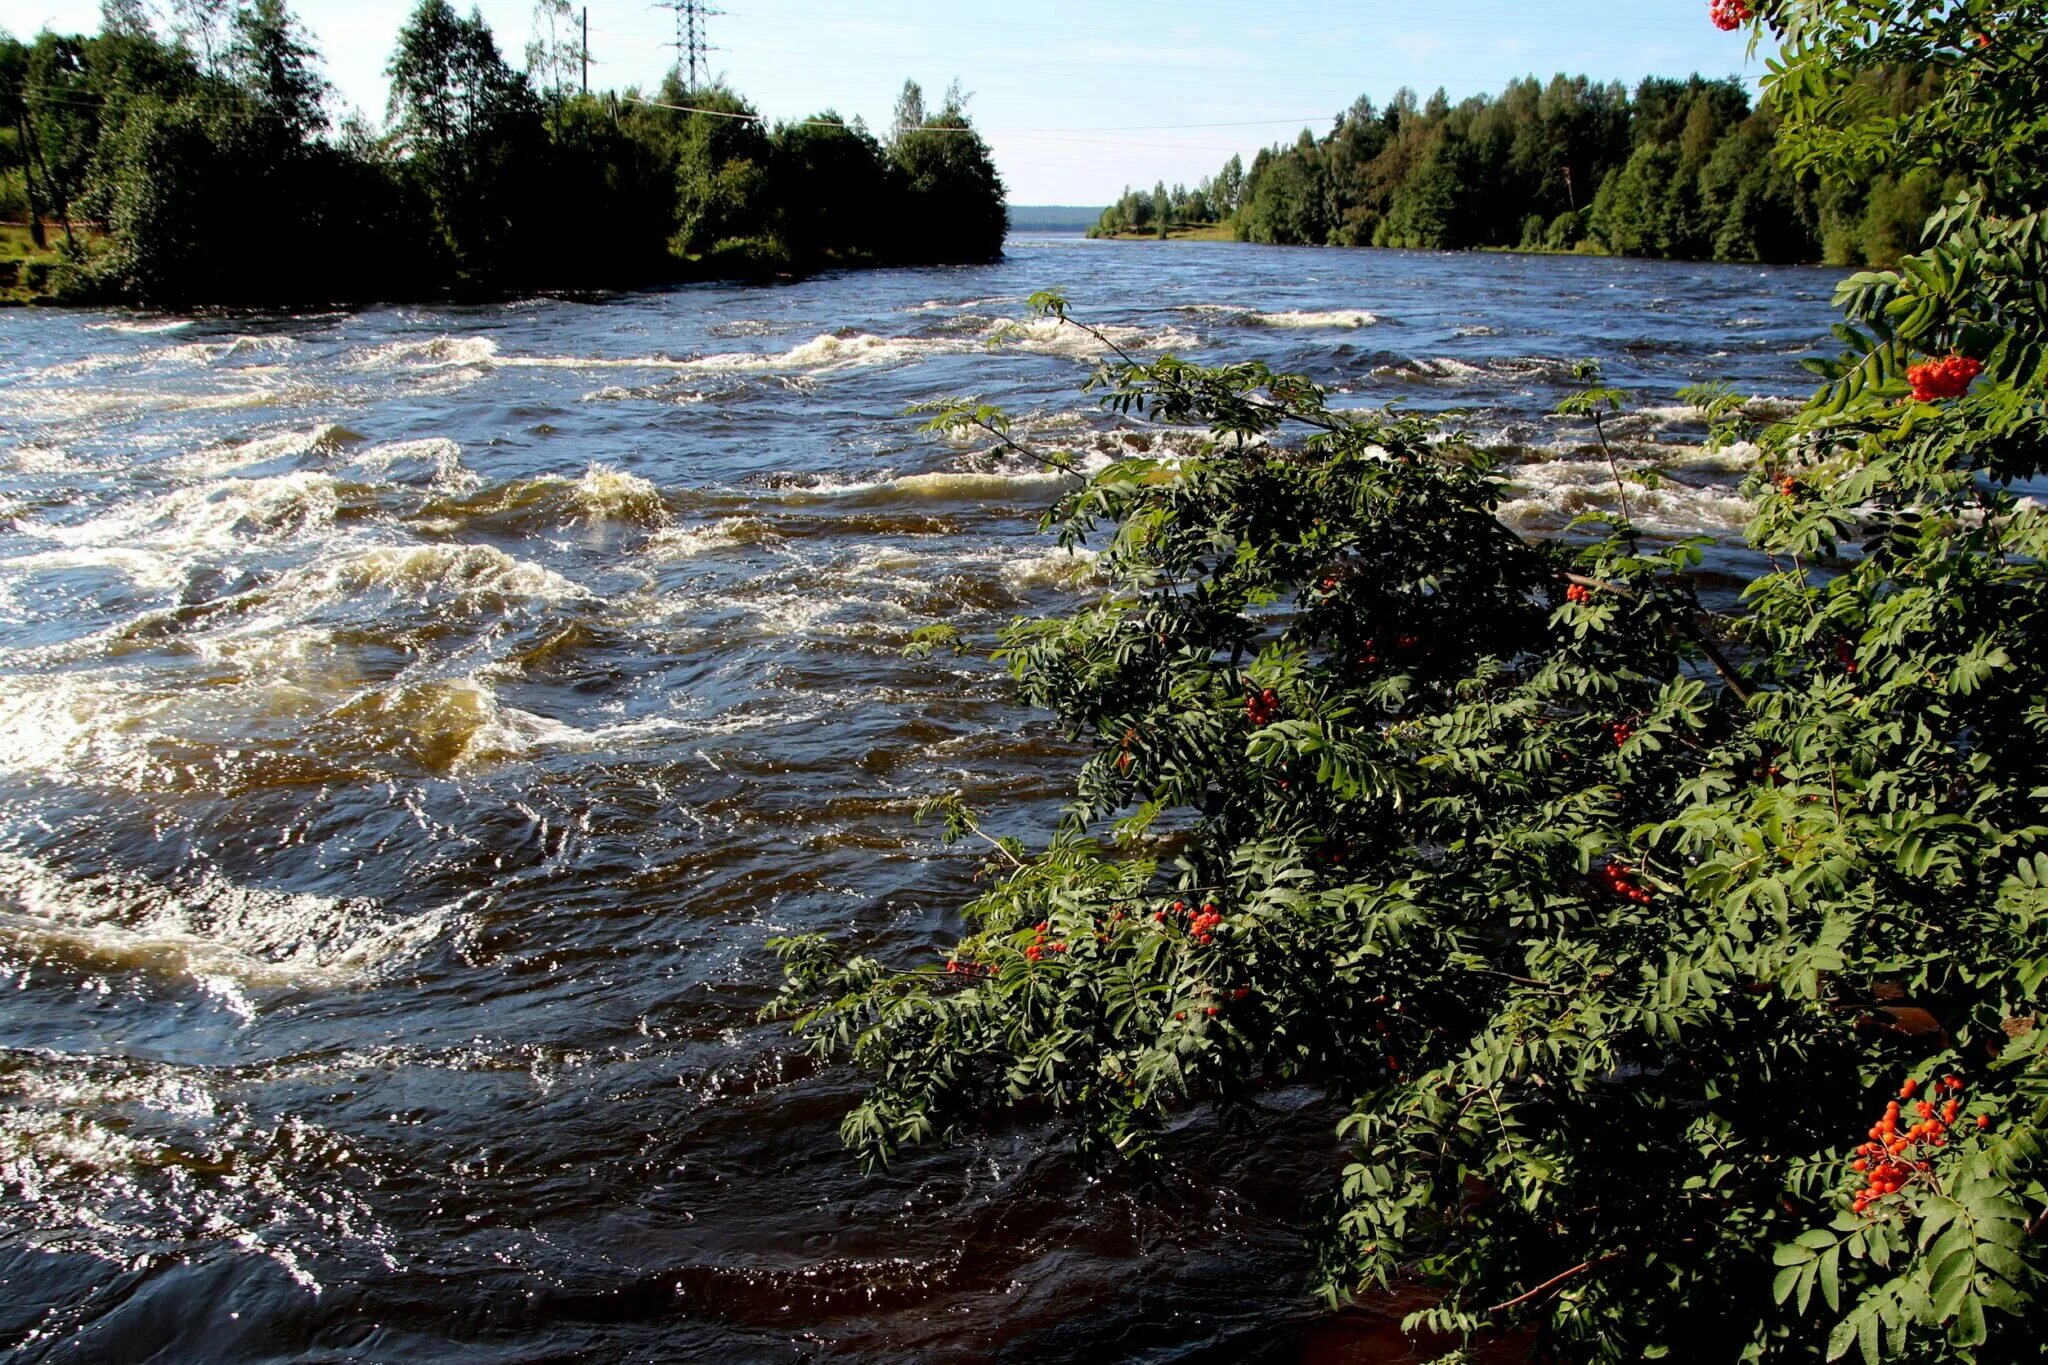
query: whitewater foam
[{"left": 0, "top": 854, "right": 446, "bottom": 992}]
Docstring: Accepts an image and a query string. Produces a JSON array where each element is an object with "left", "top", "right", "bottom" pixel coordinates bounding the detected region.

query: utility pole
[{"left": 581, "top": 6, "right": 589, "bottom": 93}]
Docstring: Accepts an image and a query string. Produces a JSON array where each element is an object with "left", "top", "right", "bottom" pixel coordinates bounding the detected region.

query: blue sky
[{"left": 0, "top": 0, "right": 1761, "bottom": 203}]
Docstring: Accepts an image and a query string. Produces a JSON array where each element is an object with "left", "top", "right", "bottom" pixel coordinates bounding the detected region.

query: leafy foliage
[
  {"left": 1093, "top": 66, "right": 1954, "bottom": 266},
  {"left": 0, "top": 5, "right": 1008, "bottom": 304},
  {"left": 774, "top": 5, "right": 2048, "bottom": 1358}
]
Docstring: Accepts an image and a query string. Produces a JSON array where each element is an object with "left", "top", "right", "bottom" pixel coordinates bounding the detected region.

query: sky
[{"left": 0, "top": 0, "right": 1763, "bottom": 204}]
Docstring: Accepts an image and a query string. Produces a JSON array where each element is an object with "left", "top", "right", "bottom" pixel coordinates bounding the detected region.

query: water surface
[{"left": 0, "top": 236, "right": 1839, "bottom": 1361}]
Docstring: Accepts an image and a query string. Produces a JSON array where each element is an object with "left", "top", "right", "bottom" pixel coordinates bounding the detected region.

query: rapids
[{"left": 0, "top": 236, "right": 1839, "bottom": 1361}]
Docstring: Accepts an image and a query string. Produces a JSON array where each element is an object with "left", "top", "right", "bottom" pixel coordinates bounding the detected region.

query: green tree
[
  {"left": 769, "top": 111, "right": 890, "bottom": 264},
  {"left": 887, "top": 80, "right": 1005, "bottom": 264},
  {"left": 228, "top": 0, "right": 327, "bottom": 141},
  {"left": 662, "top": 81, "right": 772, "bottom": 259},
  {"left": 386, "top": 0, "right": 544, "bottom": 287}
]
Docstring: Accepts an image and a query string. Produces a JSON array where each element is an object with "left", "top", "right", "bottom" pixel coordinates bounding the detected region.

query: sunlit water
[{"left": 0, "top": 236, "right": 1838, "bottom": 1361}]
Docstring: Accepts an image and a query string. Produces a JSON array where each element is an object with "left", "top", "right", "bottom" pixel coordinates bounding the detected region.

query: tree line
[
  {"left": 0, "top": 0, "right": 1008, "bottom": 306},
  {"left": 1091, "top": 70, "right": 1950, "bottom": 266}
]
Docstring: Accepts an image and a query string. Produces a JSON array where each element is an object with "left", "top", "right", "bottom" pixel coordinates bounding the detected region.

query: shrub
[{"left": 772, "top": 3, "right": 2048, "bottom": 1359}]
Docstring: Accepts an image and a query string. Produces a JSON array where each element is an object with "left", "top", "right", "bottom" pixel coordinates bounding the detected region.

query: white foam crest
[
  {"left": 0, "top": 853, "right": 445, "bottom": 991},
  {"left": 986, "top": 316, "right": 1198, "bottom": 358},
  {"left": 0, "top": 380, "right": 334, "bottom": 425},
  {"left": 543, "top": 316, "right": 1199, "bottom": 381},
  {"left": 0, "top": 1110, "right": 164, "bottom": 1195},
  {"left": 771, "top": 466, "right": 1080, "bottom": 505},
  {"left": 0, "top": 545, "right": 188, "bottom": 591},
  {"left": 84, "top": 317, "right": 195, "bottom": 335},
  {"left": 349, "top": 335, "right": 502, "bottom": 370},
  {"left": 28, "top": 470, "right": 355, "bottom": 555},
  {"left": 1375, "top": 356, "right": 1490, "bottom": 381},
  {"left": 579, "top": 383, "right": 709, "bottom": 404},
  {"left": 1001, "top": 547, "right": 1104, "bottom": 590},
  {"left": 643, "top": 517, "right": 781, "bottom": 559},
  {"left": 679, "top": 331, "right": 947, "bottom": 374},
  {"left": 1246, "top": 308, "right": 1379, "bottom": 329},
  {"left": 347, "top": 437, "right": 477, "bottom": 490},
  {"left": 568, "top": 463, "right": 666, "bottom": 523},
  {"left": 7, "top": 446, "right": 86, "bottom": 474},
  {"left": 907, "top": 294, "right": 1023, "bottom": 313},
  {"left": 484, "top": 706, "right": 691, "bottom": 753},
  {"left": 149, "top": 336, "right": 298, "bottom": 368},
  {"left": 164, "top": 423, "right": 365, "bottom": 477},
  {"left": 1499, "top": 459, "right": 1756, "bottom": 534},
  {"left": 4, "top": 1060, "right": 217, "bottom": 1120},
  {"left": 279, "top": 543, "right": 588, "bottom": 612}
]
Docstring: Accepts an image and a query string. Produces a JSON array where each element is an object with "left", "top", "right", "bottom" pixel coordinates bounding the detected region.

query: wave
[
  {"left": 282, "top": 543, "right": 589, "bottom": 614},
  {"left": 1370, "top": 354, "right": 1580, "bottom": 385},
  {"left": 0, "top": 853, "right": 446, "bottom": 992},
  {"left": 347, "top": 437, "right": 477, "bottom": 490},
  {"left": 414, "top": 464, "right": 668, "bottom": 534},
  {"left": 762, "top": 466, "right": 1081, "bottom": 507},
  {"left": 164, "top": 422, "right": 366, "bottom": 477},
  {"left": 986, "top": 316, "right": 1198, "bottom": 358},
  {"left": 643, "top": 517, "right": 784, "bottom": 558},
  {"left": 349, "top": 335, "right": 502, "bottom": 370},
  {"left": 83, "top": 317, "right": 195, "bottom": 335},
  {"left": 22, "top": 470, "right": 370, "bottom": 558},
  {"left": 1179, "top": 305, "right": 1379, "bottom": 330},
  {"left": 1002, "top": 547, "right": 1104, "bottom": 590},
  {"left": 346, "top": 316, "right": 1198, "bottom": 384},
  {"left": 1498, "top": 457, "right": 1756, "bottom": 535}
]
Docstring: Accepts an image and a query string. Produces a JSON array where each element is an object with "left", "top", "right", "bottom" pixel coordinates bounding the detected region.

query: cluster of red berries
[
  {"left": 1023, "top": 920, "right": 1068, "bottom": 963},
  {"left": 1778, "top": 475, "right": 1801, "bottom": 498},
  {"left": 1709, "top": 0, "right": 1751, "bottom": 31},
  {"left": 1356, "top": 635, "right": 1423, "bottom": 669},
  {"left": 944, "top": 957, "right": 992, "bottom": 978},
  {"left": 1906, "top": 353, "right": 1982, "bottom": 402},
  {"left": 1849, "top": 1076, "right": 1988, "bottom": 1215},
  {"left": 1245, "top": 688, "right": 1282, "bottom": 726},
  {"left": 1154, "top": 900, "right": 1224, "bottom": 945},
  {"left": 1611, "top": 721, "right": 1636, "bottom": 747},
  {"left": 1179, "top": 985, "right": 1257, "bottom": 1023},
  {"left": 1565, "top": 583, "right": 1593, "bottom": 605},
  {"left": 1600, "top": 861, "right": 1654, "bottom": 905},
  {"left": 1833, "top": 639, "right": 1860, "bottom": 676}
]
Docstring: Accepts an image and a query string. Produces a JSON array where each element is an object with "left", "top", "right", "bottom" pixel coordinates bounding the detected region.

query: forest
[
  {"left": 0, "top": 0, "right": 1008, "bottom": 306},
  {"left": 1091, "top": 70, "right": 1948, "bottom": 266}
]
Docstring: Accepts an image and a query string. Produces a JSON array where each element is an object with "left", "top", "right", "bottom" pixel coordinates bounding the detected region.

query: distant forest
[
  {"left": 0, "top": 0, "right": 1008, "bottom": 306},
  {"left": 1091, "top": 72, "right": 1949, "bottom": 266}
]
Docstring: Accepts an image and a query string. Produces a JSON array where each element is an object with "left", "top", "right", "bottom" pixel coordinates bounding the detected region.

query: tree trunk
[
  {"left": 15, "top": 112, "right": 46, "bottom": 249},
  {"left": 26, "top": 119, "right": 75, "bottom": 250}
]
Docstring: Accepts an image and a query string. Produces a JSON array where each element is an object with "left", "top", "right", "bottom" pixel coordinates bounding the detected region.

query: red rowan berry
[
  {"left": 1906, "top": 353, "right": 1982, "bottom": 402},
  {"left": 1709, "top": 0, "right": 1751, "bottom": 30}
]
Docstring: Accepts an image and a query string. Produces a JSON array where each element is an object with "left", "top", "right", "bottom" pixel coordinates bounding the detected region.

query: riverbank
[
  {"left": 0, "top": 234, "right": 1003, "bottom": 310},
  {"left": 1085, "top": 223, "right": 1237, "bottom": 243},
  {"left": 0, "top": 226, "right": 72, "bottom": 305}
]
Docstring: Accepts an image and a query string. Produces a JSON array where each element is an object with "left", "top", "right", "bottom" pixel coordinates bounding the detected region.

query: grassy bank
[
  {"left": 1086, "top": 223, "right": 1237, "bottom": 243},
  {"left": 0, "top": 226, "right": 70, "bottom": 305}
]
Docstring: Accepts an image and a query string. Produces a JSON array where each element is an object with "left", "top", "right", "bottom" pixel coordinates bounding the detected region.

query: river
[{"left": 0, "top": 235, "right": 1839, "bottom": 1361}]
